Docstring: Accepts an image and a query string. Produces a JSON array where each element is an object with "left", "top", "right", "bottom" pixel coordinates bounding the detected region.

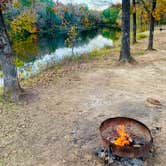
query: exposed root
[
  {"left": 116, "top": 56, "right": 138, "bottom": 66},
  {"left": 146, "top": 48, "right": 157, "bottom": 51}
]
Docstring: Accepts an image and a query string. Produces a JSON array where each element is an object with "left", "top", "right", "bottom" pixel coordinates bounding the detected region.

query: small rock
[
  {"left": 145, "top": 97, "right": 162, "bottom": 108},
  {"left": 146, "top": 97, "right": 162, "bottom": 105}
]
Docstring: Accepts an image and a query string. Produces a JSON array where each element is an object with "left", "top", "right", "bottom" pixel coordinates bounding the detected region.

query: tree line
[{"left": 3, "top": 0, "right": 120, "bottom": 38}]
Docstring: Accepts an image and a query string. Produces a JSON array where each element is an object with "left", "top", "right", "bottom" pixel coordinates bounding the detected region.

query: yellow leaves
[
  {"left": 11, "top": 9, "right": 37, "bottom": 34},
  {"left": 13, "top": 1, "right": 21, "bottom": 8},
  {"left": 12, "top": 35, "right": 38, "bottom": 59},
  {"left": 143, "top": 11, "right": 150, "bottom": 23},
  {"left": 139, "top": 0, "right": 166, "bottom": 23},
  {"left": 82, "top": 17, "right": 90, "bottom": 27},
  {"left": 152, "top": 9, "right": 161, "bottom": 20},
  {"left": 65, "top": 26, "right": 78, "bottom": 48},
  {"left": 154, "top": 0, "right": 166, "bottom": 20}
]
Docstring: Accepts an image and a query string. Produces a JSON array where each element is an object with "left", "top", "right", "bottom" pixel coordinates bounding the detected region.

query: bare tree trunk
[
  {"left": 140, "top": 11, "right": 143, "bottom": 30},
  {"left": 32, "top": 0, "right": 35, "bottom": 9},
  {"left": 119, "top": 0, "right": 131, "bottom": 62},
  {"left": 132, "top": 0, "right": 137, "bottom": 44},
  {"left": 0, "top": 7, "right": 22, "bottom": 101},
  {"left": 147, "top": 0, "right": 156, "bottom": 50}
]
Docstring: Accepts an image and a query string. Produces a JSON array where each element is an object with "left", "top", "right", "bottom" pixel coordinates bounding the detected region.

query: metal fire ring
[{"left": 99, "top": 117, "right": 153, "bottom": 158}]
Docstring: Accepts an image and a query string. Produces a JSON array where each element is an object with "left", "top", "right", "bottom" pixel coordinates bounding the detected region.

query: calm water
[{"left": 0, "top": 27, "right": 120, "bottom": 86}]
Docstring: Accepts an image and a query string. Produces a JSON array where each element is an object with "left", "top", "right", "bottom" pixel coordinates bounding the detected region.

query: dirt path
[{"left": 0, "top": 30, "right": 166, "bottom": 166}]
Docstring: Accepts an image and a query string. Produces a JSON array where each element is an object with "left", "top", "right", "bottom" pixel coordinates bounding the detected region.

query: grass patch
[
  {"left": 137, "top": 32, "right": 148, "bottom": 40},
  {"left": 0, "top": 160, "right": 4, "bottom": 166},
  {"left": 62, "top": 54, "right": 81, "bottom": 62},
  {"left": 60, "top": 46, "right": 113, "bottom": 63},
  {"left": 132, "top": 50, "right": 145, "bottom": 56},
  {"left": 88, "top": 47, "right": 111, "bottom": 59}
]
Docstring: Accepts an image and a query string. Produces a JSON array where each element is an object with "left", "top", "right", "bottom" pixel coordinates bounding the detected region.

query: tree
[
  {"left": 132, "top": 0, "right": 137, "bottom": 44},
  {"left": 102, "top": 7, "right": 120, "bottom": 25},
  {"left": 119, "top": 0, "right": 132, "bottom": 62},
  {"left": 11, "top": 9, "right": 37, "bottom": 36},
  {"left": 0, "top": 1, "right": 23, "bottom": 101},
  {"left": 148, "top": 0, "right": 156, "bottom": 50},
  {"left": 140, "top": 0, "right": 157, "bottom": 50},
  {"left": 65, "top": 25, "right": 78, "bottom": 55},
  {"left": 140, "top": 0, "right": 166, "bottom": 50}
]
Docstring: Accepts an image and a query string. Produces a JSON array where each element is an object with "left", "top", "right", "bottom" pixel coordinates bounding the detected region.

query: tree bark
[
  {"left": 147, "top": 0, "right": 157, "bottom": 50},
  {"left": 119, "top": 0, "right": 131, "bottom": 62},
  {"left": 0, "top": 7, "right": 22, "bottom": 101},
  {"left": 140, "top": 11, "right": 143, "bottom": 30},
  {"left": 32, "top": 0, "right": 35, "bottom": 9},
  {"left": 132, "top": 0, "right": 137, "bottom": 44}
]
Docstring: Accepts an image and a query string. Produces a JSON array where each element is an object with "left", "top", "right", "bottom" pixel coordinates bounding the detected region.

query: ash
[{"left": 95, "top": 147, "right": 144, "bottom": 166}]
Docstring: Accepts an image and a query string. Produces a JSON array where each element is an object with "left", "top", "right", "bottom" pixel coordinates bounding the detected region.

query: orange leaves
[
  {"left": 141, "top": 0, "right": 166, "bottom": 22},
  {"left": 0, "top": 0, "right": 12, "bottom": 10},
  {"left": 0, "top": 0, "right": 12, "bottom": 2},
  {"left": 153, "top": 0, "right": 166, "bottom": 20}
]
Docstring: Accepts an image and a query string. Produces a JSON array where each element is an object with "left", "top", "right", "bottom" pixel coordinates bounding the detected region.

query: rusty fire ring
[{"left": 99, "top": 117, "right": 153, "bottom": 158}]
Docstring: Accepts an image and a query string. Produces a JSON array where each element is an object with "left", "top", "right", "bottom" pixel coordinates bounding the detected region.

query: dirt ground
[{"left": 0, "top": 30, "right": 166, "bottom": 166}]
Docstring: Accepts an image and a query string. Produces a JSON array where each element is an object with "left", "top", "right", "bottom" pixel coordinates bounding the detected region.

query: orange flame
[{"left": 114, "top": 125, "right": 130, "bottom": 147}]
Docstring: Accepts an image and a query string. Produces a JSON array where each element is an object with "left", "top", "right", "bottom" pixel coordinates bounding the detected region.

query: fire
[{"left": 114, "top": 125, "right": 130, "bottom": 147}]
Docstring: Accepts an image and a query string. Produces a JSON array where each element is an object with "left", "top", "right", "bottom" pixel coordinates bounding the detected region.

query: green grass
[
  {"left": 137, "top": 32, "right": 148, "bottom": 40},
  {"left": 0, "top": 160, "right": 4, "bottom": 166},
  {"left": 60, "top": 46, "right": 113, "bottom": 63},
  {"left": 0, "top": 87, "right": 3, "bottom": 98},
  {"left": 132, "top": 50, "right": 145, "bottom": 56},
  {"left": 88, "top": 47, "right": 111, "bottom": 59},
  {"left": 62, "top": 54, "right": 82, "bottom": 62}
]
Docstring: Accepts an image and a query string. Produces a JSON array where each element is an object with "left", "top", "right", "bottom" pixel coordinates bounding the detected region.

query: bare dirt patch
[{"left": 0, "top": 30, "right": 166, "bottom": 166}]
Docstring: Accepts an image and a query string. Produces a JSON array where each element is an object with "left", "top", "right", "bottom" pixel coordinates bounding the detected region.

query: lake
[{"left": 0, "top": 27, "right": 120, "bottom": 86}]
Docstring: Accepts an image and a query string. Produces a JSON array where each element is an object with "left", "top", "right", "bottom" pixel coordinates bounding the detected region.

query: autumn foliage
[
  {"left": 11, "top": 9, "right": 37, "bottom": 35},
  {"left": 0, "top": 0, "right": 11, "bottom": 10},
  {"left": 140, "top": 0, "right": 166, "bottom": 22}
]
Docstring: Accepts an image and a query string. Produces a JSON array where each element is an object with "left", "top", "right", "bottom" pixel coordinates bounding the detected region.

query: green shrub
[
  {"left": 102, "top": 7, "right": 120, "bottom": 24},
  {"left": 137, "top": 33, "right": 148, "bottom": 39}
]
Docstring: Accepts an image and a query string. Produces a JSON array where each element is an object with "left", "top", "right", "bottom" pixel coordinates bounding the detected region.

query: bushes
[
  {"left": 102, "top": 27, "right": 119, "bottom": 40},
  {"left": 11, "top": 9, "right": 37, "bottom": 36},
  {"left": 12, "top": 35, "right": 38, "bottom": 61},
  {"left": 137, "top": 33, "right": 148, "bottom": 40},
  {"left": 102, "top": 7, "right": 120, "bottom": 25}
]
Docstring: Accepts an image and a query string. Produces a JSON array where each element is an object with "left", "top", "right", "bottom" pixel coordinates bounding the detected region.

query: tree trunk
[
  {"left": 0, "top": 7, "right": 22, "bottom": 101},
  {"left": 140, "top": 11, "right": 143, "bottom": 30},
  {"left": 119, "top": 0, "right": 131, "bottom": 62},
  {"left": 132, "top": 0, "right": 137, "bottom": 44},
  {"left": 147, "top": 0, "right": 157, "bottom": 50},
  {"left": 32, "top": 0, "right": 35, "bottom": 9}
]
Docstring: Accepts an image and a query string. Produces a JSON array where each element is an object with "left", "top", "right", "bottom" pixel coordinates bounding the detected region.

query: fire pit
[{"left": 99, "top": 117, "right": 153, "bottom": 159}]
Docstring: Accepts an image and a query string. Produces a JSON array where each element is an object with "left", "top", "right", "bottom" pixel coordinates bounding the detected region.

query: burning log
[
  {"left": 114, "top": 125, "right": 130, "bottom": 147},
  {"left": 105, "top": 124, "right": 145, "bottom": 149}
]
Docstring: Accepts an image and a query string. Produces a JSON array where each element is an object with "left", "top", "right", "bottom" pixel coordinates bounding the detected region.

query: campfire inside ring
[{"left": 99, "top": 117, "right": 153, "bottom": 158}]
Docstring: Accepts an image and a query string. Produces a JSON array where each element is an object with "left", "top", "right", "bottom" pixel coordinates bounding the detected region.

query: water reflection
[
  {"left": 0, "top": 28, "right": 119, "bottom": 86},
  {"left": 12, "top": 28, "right": 119, "bottom": 65},
  {"left": 17, "top": 35, "right": 113, "bottom": 79}
]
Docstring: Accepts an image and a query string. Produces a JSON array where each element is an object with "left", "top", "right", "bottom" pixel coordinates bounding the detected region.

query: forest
[
  {"left": 0, "top": 0, "right": 166, "bottom": 165},
  {"left": 4, "top": 0, "right": 120, "bottom": 36}
]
